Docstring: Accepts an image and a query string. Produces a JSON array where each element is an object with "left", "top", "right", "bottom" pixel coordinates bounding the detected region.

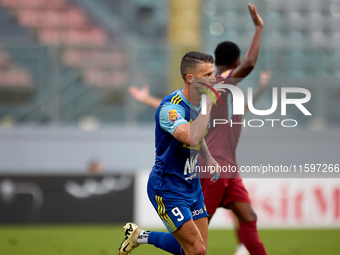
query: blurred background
[
  {"left": 0, "top": 0, "right": 339, "bottom": 254},
  {"left": 0, "top": 0, "right": 339, "bottom": 127}
]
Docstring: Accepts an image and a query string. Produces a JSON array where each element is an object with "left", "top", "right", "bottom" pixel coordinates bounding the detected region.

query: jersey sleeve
[{"left": 159, "top": 103, "right": 188, "bottom": 135}]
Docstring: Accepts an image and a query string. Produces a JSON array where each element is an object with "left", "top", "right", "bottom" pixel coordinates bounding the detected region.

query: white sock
[
  {"left": 137, "top": 230, "right": 150, "bottom": 244},
  {"left": 235, "top": 243, "right": 249, "bottom": 255}
]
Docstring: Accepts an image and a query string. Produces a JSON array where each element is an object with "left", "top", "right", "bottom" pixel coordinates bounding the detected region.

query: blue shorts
[{"left": 147, "top": 186, "right": 208, "bottom": 233}]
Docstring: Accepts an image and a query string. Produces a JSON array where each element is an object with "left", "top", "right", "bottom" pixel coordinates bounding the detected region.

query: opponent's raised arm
[
  {"left": 128, "top": 85, "right": 162, "bottom": 109},
  {"left": 231, "top": 3, "right": 263, "bottom": 80}
]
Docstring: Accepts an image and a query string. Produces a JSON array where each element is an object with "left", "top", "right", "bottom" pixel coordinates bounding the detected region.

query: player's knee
[
  {"left": 250, "top": 211, "right": 257, "bottom": 222},
  {"left": 245, "top": 210, "right": 257, "bottom": 222},
  {"left": 241, "top": 208, "right": 257, "bottom": 223},
  {"left": 193, "top": 245, "right": 207, "bottom": 255}
]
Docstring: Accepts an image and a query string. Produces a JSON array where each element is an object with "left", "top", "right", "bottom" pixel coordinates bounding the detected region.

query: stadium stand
[
  {"left": 202, "top": 0, "right": 340, "bottom": 126},
  {"left": 0, "top": 0, "right": 338, "bottom": 125},
  {"left": 0, "top": 6, "right": 34, "bottom": 90},
  {"left": 0, "top": 0, "right": 132, "bottom": 124},
  {"left": 0, "top": 0, "right": 127, "bottom": 88},
  {"left": 204, "top": 0, "right": 340, "bottom": 77}
]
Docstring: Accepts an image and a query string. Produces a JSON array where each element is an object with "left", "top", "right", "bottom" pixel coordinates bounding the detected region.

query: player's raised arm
[
  {"left": 231, "top": 3, "right": 263, "bottom": 80},
  {"left": 128, "top": 85, "right": 162, "bottom": 109}
]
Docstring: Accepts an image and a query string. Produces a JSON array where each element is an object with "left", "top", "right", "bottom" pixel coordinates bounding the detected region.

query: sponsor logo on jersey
[
  {"left": 220, "top": 69, "right": 232, "bottom": 78},
  {"left": 168, "top": 109, "right": 180, "bottom": 122}
]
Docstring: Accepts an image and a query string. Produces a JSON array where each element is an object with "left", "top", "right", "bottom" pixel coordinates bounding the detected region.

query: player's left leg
[
  {"left": 230, "top": 211, "right": 250, "bottom": 255},
  {"left": 118, "top": 222, "right": 184, "bottom": 255},
  {"left": 192, "top": 217, "right": 208, "bottom": 250}
]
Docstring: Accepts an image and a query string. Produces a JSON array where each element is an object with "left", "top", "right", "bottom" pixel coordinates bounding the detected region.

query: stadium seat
[
  {"left": 17, "top": 8, "right": 88, "bottom": 29},
  {"left": 0, "top": 0, "right": 126, "bottom": 93},
  {"left": 266, "top": 11, "right": 282, "bottom": 31},
  {"left": 17, "top": 9, "right": 39, "bottom": 27},
  {"left": 88, "top": 27, "right": 108, "bottom": 46},
  {"left": 62, "top": 48, "right": 127, "bottom": 70},
  {"left": 45, "top": 0, "right": 66, "bottom": 10},
  {"left": 221, "top": 11, "right": 238, "bottom": 30},
  {"left": 308, "top": 0, "right": 324, "bottom": 12},
  {"left": 308, "top": 12, "right": 324, "bottom": 31},
  {"left": 62, "top": 48, "right": 81, "bottom": 67},
  {"left": 0, "top": 50, "right": 10, "bottom": 68},
  {"left": 266, "top": 31, "right": 285, "bottom": 48},
  {"left": 310, "top": 31, "right": 324, "bottom": 46},
  {"left": 0, "top": 0, "right": 19, "bottom": 8},
  {"left": 38, "top": 29, "right": 58, "bottom": 45},
  {"left": 83, "top": 70, "right": 128, "bottom": 88},
  {"left": 67, "top": 7, "right": 88, "bottom": 29},
  {"left": 330, "top": 16, "right": 340, "bottom": 32},
  {"left": 0, "top": 66, "right": 33, "bottom": 88},
  {"left": 42, "top": 10, "right": 64, "bottom": 28},
  {"left": 332, "top": 32, "right": 340, "bottom": 48},
  {"left": 289, "top": 31, "right": 305, "bottom": 47},
  {"left": 223, "top": 30, "right": 238, "bottom": 42},
  {"left": 287, "top": 12, "right": 305, "bottom": 30},
  {"left": 15, "top": 0, "right": 66, "bottom": 10}
]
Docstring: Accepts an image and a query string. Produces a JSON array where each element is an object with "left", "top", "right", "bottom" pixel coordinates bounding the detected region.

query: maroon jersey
[
  {"left": 199, "top": 70, "right": 252, "bottom": 214},
  {"left": 200, "top": 69, "right": 242, "bottom": 178}
]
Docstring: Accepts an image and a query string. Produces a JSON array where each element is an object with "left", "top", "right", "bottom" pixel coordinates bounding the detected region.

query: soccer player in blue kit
[{"left": 119, "top": 51, "right": 225, "bottom": 255}]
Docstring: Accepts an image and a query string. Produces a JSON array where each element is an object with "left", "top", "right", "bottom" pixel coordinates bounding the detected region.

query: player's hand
[
  {"left": 128, "top": 85, "right": 150, "bottom": 103},
  {"left": 206, "top": 157, "right": 220, "bottom": 183},
  {"left": 247, "top": 3, "right": 263, "bottom": 28},
  {"left": 259, "top": 69, "right": 272, "bottom": 89},
  {"left": 205, "top": 81, "right": 225, "bottom": 107}
]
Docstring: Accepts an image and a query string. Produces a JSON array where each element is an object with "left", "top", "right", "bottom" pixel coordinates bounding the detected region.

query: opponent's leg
[
  {"left": 228, "top": 202, "right": 267, "bottom": 255},
  {"left": 230, "top": 211, "right": 250, "bottom": 255}
]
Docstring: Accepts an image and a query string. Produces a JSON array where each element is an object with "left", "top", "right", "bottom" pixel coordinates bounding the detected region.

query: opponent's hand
[
  {"left": 206, "top": 157, "right": 220, "bottom": 183},
  {"left": 128, "top": 85, "right": 150, "bottom": 103},
  {"left": 259, "top": 69, "right": 272, "bottom": 89},
  {"left": 247, "top": 3, "right": 263, "bottom": 28}
]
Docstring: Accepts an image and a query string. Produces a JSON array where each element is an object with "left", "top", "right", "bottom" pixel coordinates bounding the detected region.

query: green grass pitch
[{"left": 0, "top": 225, "right": 339, "bottom": 255}]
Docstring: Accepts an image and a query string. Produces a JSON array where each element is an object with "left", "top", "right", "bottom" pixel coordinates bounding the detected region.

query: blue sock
[{"left": 148, "top": 231, "right": 185, "bottom": 255}]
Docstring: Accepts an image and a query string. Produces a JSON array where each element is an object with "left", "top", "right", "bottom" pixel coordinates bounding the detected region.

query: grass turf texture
[{"left": 0, "top": 225, "right": 339, "bottom": 255}]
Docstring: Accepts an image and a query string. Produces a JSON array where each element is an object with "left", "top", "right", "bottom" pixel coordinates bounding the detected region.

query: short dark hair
[
  {"left": 180, "top": 51, "right": 214, "bottom": 81},
  {"left": 214, "top": 41, "right": 241, "bottom": 67}
]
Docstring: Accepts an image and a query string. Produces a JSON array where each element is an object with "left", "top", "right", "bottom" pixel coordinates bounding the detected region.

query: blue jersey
[{"left": 148, "top": 89, "right": 206, "bottom": 199}]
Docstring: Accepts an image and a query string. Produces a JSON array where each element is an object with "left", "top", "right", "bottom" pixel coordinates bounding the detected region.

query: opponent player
[
  {"left": 119, "top": 51, "right": 225, "bottom": 255},
  {"left": 127, "top": 4, "right": 268, "bottom": 255}
]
